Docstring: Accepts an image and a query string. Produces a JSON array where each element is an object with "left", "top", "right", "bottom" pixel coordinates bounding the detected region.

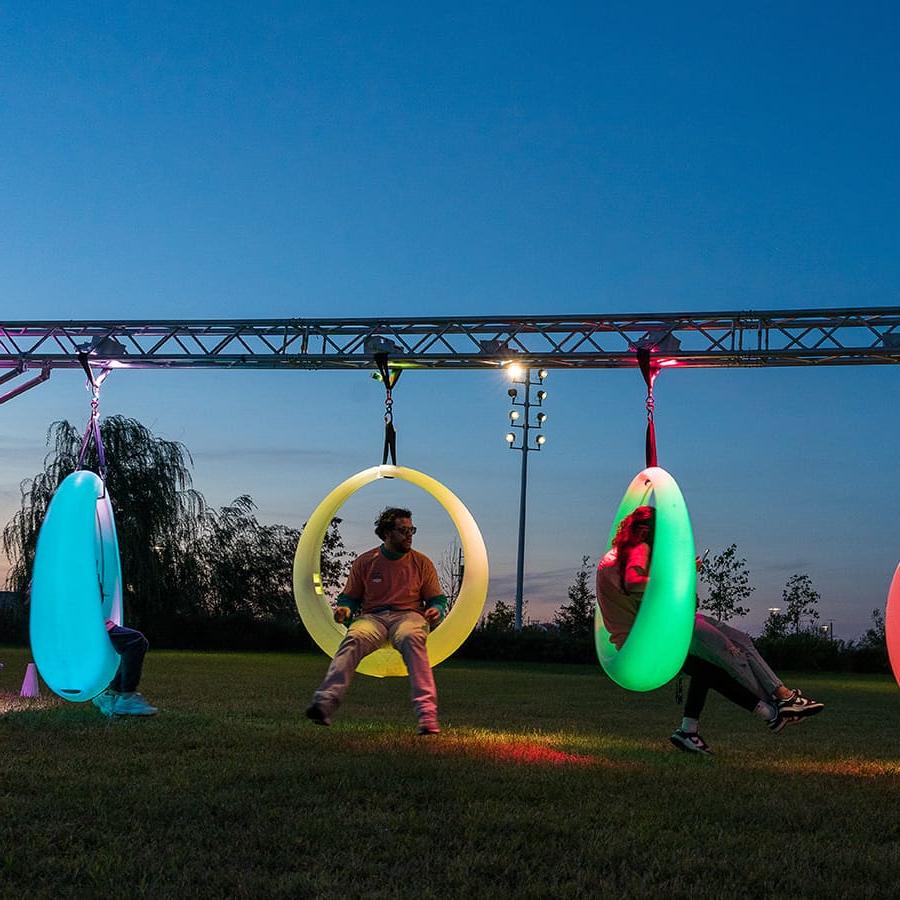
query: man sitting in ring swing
[
  {"left": 597, "top": 505, "right": 824, "bottom": 756},
  {"left": 306, "top": 507, "right": 448, "bottom": 734}
]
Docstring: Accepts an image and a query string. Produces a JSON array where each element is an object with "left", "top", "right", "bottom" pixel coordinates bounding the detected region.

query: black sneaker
[
  {"left": 669, "top": 729, "right": 713, "bottom": 755},
  {"left": 305, "top": 703, "right": 331, "bottom": 726},
  {"left": 770, "top": 701, "right": 819, "bottom": 733},
  {"left": 776, "top": 689, "right": 824, "bottom": 718}
]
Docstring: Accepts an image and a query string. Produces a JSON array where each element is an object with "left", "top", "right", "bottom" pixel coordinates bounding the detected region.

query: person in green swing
[
  {"left": 596, "top": 505, "right": 824, "bottom": 755},
  {"left": 306, "top": 507, "right": 448, "bottom": 734}
]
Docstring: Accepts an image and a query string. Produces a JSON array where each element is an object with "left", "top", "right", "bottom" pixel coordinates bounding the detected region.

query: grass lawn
[{"left": 2, "top": 646, "right": 900, "bottom": 898}]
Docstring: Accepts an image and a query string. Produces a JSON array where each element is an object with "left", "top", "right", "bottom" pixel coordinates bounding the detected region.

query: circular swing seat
[
  {"left": 30, "top": 471, "right": 123, "bottom": 702},
  {"left": 293, "top": 465, "right": 489, "bottom": 678},
  {"left": 595, "top": 466, "right": 696, "bottom": 692},
  {"left": 885, "top": 564, "right": 900, "bottom": 688}
]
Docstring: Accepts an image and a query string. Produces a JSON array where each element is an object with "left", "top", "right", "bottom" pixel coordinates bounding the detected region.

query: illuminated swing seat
[
  {"left": 885, "top": 564, "right": 900, "bottom": 688},
  {"left": 293, "top": 464, "right": 489, "bottom": 678},
  {"left": 595, "top": 466, "right": 696, "bottom": 692},
  {"left": 30, "top": 471, "right": 123, "bottom": 701}
]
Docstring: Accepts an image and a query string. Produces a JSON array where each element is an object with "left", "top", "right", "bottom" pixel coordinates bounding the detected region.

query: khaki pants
[{"left": 313, "top": 610, "right": 438, "bottom": 725}]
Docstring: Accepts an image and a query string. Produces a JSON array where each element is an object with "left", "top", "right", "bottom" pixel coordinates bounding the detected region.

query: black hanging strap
[
  {"left": 76, "top": 352, "right": 110, "bottom": 482},
  {"left": 374, "top": 352, "right": 402, "bottom": 465},
  {"left": 636, "top": 348, "right": 659, "bottom": 468}
]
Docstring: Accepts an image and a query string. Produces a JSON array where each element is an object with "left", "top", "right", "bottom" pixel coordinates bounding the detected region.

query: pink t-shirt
[{"left": 595, "top": 543, "right": 650, "bottom": 649}]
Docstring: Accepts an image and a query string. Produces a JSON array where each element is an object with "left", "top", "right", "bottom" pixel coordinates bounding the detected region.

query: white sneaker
[{"left": 113, "top": 692, "right": 158, "bottom": 716}]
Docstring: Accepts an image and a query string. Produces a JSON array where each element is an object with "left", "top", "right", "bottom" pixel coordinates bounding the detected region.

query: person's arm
[
  {"left": 333, "top": 593, "right": 362, "bottom": 623},
  {"left": 623, "top": 543, "right": 650, "bottom": 593},
  {"left": 423, "top": 595, "right": 448, "bottom": 624},
  {"left": 334, "top": 558, "right": 364, "bottom": 623}
]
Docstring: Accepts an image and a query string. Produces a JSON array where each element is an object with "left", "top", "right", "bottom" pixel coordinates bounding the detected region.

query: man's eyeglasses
[{"left": 393, "top": 526, "right": 417, "bottom": 536}]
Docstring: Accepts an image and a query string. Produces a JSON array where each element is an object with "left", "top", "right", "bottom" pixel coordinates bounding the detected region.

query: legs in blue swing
[
  {"left": 92, "top": 625, "right": 158, "bottom": 717},
  {"left": 306, "top": 610, "right": 439, "bottom": 734}
]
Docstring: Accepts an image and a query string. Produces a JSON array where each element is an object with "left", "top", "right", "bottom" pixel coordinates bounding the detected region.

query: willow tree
[{"left": 3, "top": 416, "right": 206, "bottom": 630}]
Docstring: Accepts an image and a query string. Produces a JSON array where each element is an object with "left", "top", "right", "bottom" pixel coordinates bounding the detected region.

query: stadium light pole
[{"left": 504, "top": 364, "right": 548, "bottom": 630}]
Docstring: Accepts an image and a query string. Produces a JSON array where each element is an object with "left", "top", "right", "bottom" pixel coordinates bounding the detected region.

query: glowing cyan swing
[
  {"left": 594, "top": 349, "right": 696, "bottom": 692},
  {"left": 30, "top": 366, "right": 123, "bottom": 701},
  {"left": 293, "top": 355, "right": 489, "bottom": 677},
  {"left": 885, "top": 564, "right": 900, "bottom": 688}
]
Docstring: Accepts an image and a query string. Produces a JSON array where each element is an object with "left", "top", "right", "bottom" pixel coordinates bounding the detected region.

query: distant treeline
[{"left": 1, "top": 596, "right": 889, "bottom": 675}]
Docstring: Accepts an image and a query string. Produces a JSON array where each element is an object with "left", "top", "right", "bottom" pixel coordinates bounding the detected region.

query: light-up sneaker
[
  {"left": 113, "top": 692, "right": 158, "bottom": 716},
  {"left": 91, "top": 689, "right": 117, "bottom": 717}
]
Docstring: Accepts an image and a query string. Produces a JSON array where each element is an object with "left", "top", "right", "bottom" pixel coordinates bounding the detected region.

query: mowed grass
[{"left": 2, "top": 647, "right": 900, "bottom": 898}]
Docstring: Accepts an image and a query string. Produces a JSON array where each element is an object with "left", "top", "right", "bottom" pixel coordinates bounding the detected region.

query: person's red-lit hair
[{"left": 612, "top": 505, "right": 655, "bottom": 582}]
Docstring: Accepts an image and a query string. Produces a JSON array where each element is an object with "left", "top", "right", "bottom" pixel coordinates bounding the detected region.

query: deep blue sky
[{"left": 1, "top": 2, "right": 898, "bottom": 637}]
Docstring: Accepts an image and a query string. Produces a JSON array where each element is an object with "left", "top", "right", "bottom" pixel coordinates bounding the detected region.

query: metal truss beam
[{"left": 1, "top": 308, "right": 899, "bottom": 372}]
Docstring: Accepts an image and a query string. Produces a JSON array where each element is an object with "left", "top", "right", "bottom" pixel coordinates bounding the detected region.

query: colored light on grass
[
  {"left": 29, "top": 471, "right": 123, "bottom": 702},
  {"left": 595, "top": 466, "right": 696, "bottom": 692},
  {"left": 885, "top": 564, "right": 900, "bottom": 688},
  {"left": 472, "top": 739, "right": 594, "bottom": 766},
  {"left": 293, "top": 465, "right": 489, "bottom": 678}
]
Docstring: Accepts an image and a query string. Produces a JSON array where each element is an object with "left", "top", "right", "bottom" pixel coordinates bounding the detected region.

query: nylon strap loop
[
  {"left": 76, "top": 353, "right": 109, "bottom": 483},
  {"left": 636, "top": 348, "right": 659, "bottom": 468},
  {"left": 374, "top": 352, "right": 401, "bottom": 465}
]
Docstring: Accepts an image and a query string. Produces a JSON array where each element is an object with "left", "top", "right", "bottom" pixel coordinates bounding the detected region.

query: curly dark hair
[
  {"left": 374, "top": 507, "right": 413, "bottom": 539},
  {"left": 612, "top": 505, "right": 655, "bottom": 581}
]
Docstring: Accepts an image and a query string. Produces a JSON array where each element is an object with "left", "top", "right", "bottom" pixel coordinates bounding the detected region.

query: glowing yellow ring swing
[{"left": 293, "top": 464, "right": 489, "bottom": 677}]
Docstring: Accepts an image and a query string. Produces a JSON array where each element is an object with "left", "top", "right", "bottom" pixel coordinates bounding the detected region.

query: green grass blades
[{"left": 1, "top": 647, "right": 899, "bottom": 898}]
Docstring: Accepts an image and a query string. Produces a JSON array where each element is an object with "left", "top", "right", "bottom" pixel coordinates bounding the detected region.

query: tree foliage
[
  {"left": 782, "top": 573, "right": 820, "bottom": 634},
  {"left": 3, "top": 417, "right": 206, "bottom": 629},
  {"left": 483, "top": 599, "right": 515, "bottom": 632},
  {"left": 199, "top": 498, "right": 350, "bottom": 620},
  {"left": 554, "top": 556, "right": 595, "bottom": 639},
  {"left": 3, "top": 416, "right": 351, "bottom": 635},
  {"left": 860, "top": 607, "right": 886, "bottom": 649},
  {"left": 698, "top": 543, "right": 754, "bottom": 622},
  {"left": 762, "top": 607, "right": 789, "bottom": 640}
]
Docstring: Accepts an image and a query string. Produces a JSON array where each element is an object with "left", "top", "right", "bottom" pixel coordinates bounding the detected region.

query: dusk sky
[{"left": 1, "top": 2, "right": 898, "bottom": 638}]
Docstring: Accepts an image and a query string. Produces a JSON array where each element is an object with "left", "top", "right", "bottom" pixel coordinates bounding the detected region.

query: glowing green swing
[{"left": 594, "top": 349, "right": 696, "bottom": 692}]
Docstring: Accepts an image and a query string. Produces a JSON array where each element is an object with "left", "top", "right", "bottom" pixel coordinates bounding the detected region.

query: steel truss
[{"left": 1, "top": 310, "right": 899, "bottom": 381}]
